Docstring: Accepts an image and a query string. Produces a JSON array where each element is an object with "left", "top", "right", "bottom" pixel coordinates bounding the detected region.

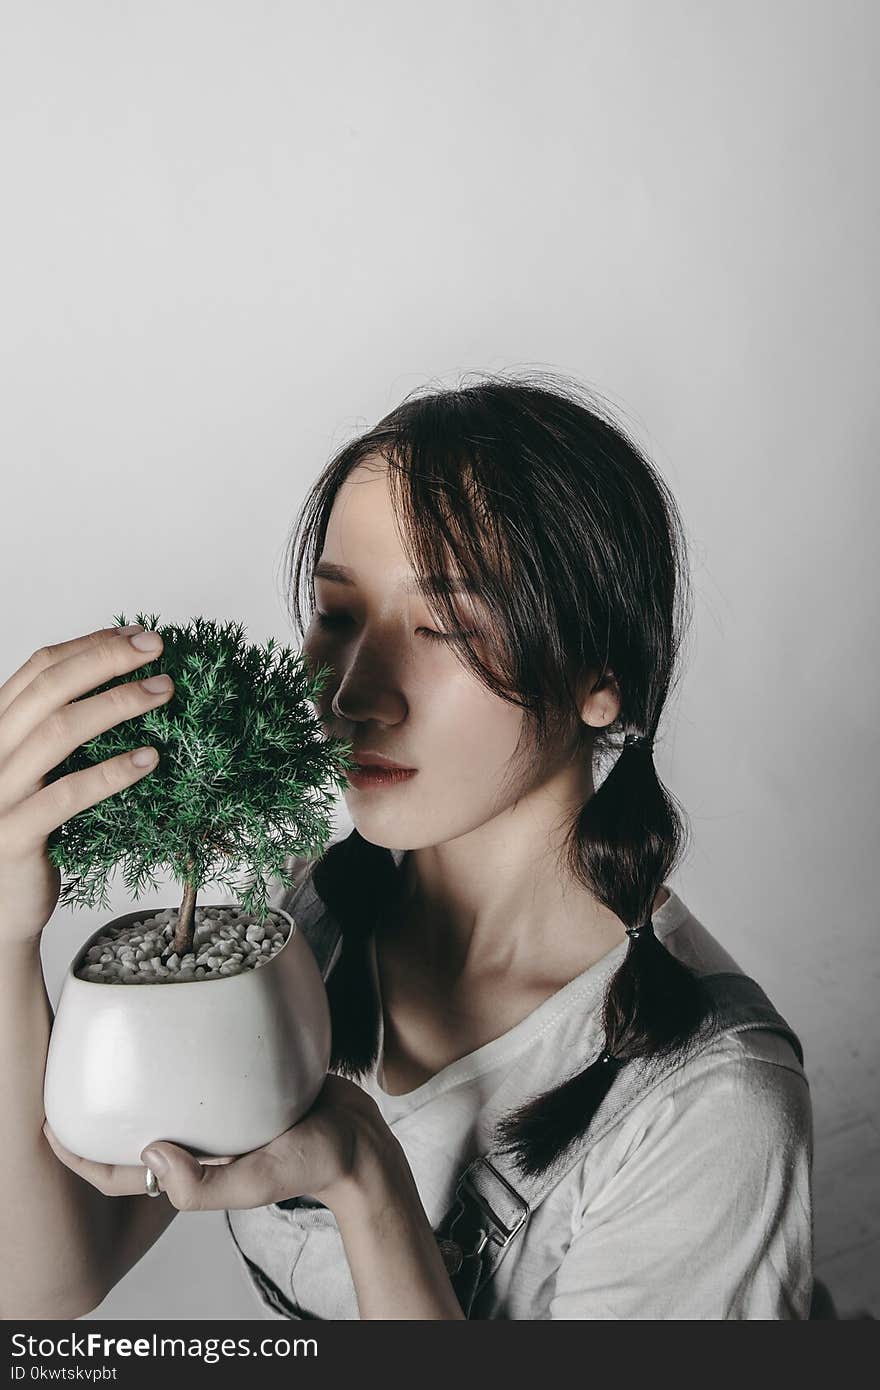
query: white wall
[{"left": 1, "top": 0, "right": 876, "bottom": 1318}]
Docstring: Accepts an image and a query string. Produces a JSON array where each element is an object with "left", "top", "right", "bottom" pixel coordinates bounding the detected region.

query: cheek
[{"left": 421, "top": 662, "right": 524, "bottom": 779}]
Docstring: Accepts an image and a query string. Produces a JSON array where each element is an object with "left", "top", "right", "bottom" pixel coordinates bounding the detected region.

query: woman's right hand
[{"left": 0, "top": 623, "right": 176, "bottom": 946}]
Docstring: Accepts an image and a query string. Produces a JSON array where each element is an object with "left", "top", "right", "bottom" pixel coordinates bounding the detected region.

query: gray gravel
[{"left": 75, "top": 906, "right": 290, "bottom": 984}]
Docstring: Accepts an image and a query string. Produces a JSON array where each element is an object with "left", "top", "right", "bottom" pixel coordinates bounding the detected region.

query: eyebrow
[{"left": 312, "top": 561, "right": 483, "bottom": 595}]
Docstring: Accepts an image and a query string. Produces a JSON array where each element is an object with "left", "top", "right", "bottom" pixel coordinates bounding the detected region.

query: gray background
[{"left": 0, "top": 0, "right": 876, "bottom": 1318}]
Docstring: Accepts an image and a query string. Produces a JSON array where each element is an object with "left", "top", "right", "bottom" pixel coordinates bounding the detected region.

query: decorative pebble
[{"left": 75, "top": 908, "right": 287, "bottom": 985}]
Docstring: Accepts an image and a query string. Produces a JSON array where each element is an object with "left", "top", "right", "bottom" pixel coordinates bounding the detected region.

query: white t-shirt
[{"left": 226, "top": 870, "right": 814, "bottom": 1320}]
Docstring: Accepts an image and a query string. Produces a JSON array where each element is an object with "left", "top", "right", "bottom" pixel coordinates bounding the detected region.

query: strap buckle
[
  {"left": 437, "top": 1157, "right": 530, "bottom": 1275},
  {"left": 461, "top": 1157, "right": 530, "bottom": 1245}
]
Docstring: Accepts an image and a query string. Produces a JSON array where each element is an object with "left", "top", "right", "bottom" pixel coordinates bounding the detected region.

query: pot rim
[{"left": 67, "top": 904, "right": 298, "bottom": 988}]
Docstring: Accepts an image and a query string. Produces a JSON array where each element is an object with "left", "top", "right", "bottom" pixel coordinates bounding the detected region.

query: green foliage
[{"left": 45, "top": 613, "right": 355, "bottom": 923}]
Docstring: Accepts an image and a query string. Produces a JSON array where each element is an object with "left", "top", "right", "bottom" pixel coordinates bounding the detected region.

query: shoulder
[
  {"left": 573, "top": 1024, "right": 813, "bottom": 1211},
  {"left": 648, "top": 897, "right": 811, "bottom": 1135},
  {"left": 638, "top": 1024, "right": 811, "bottom": 1148},
  {"left": 670, "top": 1025, "right": 811, "bottom": 1141},
  {"left": 554, "top": 1027, "right": 815, "bottom": 1318}
]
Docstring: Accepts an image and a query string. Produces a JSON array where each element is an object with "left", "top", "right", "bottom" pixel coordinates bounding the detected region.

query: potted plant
[{"left": 42, "top": 613, "right": 355, "bottom": 1167}]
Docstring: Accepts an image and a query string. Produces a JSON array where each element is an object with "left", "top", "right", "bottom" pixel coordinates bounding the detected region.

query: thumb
[
  {"left": 140, "top": 1143, "right": 235, "bottom": 1209},
  {"left": 141, "top": 1143, "right": 200, "bottom": 1194}
]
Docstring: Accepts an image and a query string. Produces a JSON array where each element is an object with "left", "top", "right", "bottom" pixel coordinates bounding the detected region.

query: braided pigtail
[{"left": 492, "top": 732, "right": 717, "bottom": 1179}]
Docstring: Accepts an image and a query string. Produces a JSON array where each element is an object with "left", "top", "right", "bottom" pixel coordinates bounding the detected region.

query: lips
[
  {"left": 347, "top": 764, "right": 418, "bottom": 789},
  {"left": 351, "top": 752, "right": 416, "bottom": 772}
]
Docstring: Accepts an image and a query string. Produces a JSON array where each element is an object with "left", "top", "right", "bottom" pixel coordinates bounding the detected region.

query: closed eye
[{"left": 314, "top": 613, "right": 477, "bottom": 643}]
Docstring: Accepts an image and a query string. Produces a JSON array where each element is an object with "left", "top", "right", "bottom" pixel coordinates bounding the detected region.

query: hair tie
[
  {"left": 625, "top": 919, "right": 655, "bottom": 942},
  {"left": 623, "top": 732, "right": 654, "bottom": 750},
  {"left": 598, "top": 1049, "right": 623, "bottom": 1066}
]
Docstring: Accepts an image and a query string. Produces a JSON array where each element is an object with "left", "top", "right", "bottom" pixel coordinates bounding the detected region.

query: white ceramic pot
[{"left": 43, "top": 905, "right": 331, "bottom": 1166}]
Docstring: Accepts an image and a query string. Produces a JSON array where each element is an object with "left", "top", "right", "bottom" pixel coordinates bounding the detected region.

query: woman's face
[{"left": 301, "top": 458, "right": 590, "bottom": 851}]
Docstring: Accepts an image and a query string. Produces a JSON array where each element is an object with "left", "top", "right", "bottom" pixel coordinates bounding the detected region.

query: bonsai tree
[{"left": 45, "top": 612, "right": 355, "bottom": 961}]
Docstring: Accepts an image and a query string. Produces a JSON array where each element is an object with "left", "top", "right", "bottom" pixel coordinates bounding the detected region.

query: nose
[
  {"left": 309, "top": 627, "right": 409, "bottom": 731},
  {"left": 330, "top": 665, "right": 407, "bottom": 728}
]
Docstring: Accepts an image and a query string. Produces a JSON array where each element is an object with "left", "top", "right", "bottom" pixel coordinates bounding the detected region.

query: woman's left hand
[{"left": 42, "top": 1073, "right": 398, "bottom": 1212}]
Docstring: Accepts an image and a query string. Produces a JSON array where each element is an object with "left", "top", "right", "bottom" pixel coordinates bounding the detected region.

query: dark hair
[{"left": 281, "top": 369, "right": 716, "bottom": 1183}]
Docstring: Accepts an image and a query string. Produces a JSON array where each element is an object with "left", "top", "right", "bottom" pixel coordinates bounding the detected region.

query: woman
[{"left": 225, "top": 371, "right": 814, "bottom": 1319}]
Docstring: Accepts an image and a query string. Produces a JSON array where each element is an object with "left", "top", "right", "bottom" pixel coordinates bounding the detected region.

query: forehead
[
  {"left": 323, "top": 459, "right": 400, "bottom": 554},
  {"left": 318, "top": 460, "right": 481, "bottom": 596}
]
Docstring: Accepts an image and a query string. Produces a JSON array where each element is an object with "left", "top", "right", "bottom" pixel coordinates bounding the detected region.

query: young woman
[
  {"left": 223, "top": 371, "right": 815, "bottom": 1319},
  {"left": 2, "top": 371, "right": 813, "bottom": 1320}
]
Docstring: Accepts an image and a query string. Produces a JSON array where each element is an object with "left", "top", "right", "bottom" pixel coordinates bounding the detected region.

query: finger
[
  {"left": 0, "top": 628, "right": 171, "bottom": 821},
  {"left": 141, "top": 1142, "right": 236, "bottom": 1169},
  {"left": 0, "top": 624, "right": 143, "bottom": 721},
  {"left": 42, "top": 1120, "right": 147, "bottom": 1196},
  {"left": 140, "top": 1141, "right": 284, "bottom": 1212}
]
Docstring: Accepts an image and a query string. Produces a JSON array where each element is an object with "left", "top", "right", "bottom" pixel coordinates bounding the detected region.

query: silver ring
[{"left": 144, "top": 1166, "right": 161, "bottom": 1197}]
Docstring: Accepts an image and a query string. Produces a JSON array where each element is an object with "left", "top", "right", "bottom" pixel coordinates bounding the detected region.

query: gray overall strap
[{"left": 432, "top": 972, "right": 805, "bottom": 1317}]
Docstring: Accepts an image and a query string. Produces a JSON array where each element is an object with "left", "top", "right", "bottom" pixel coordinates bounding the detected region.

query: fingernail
[
  {"left": 130, "top": 630, "right": 163, "bottom": 651},
  {"left": 141, "top": 1147, "right": 167, "bottom": 1175}
]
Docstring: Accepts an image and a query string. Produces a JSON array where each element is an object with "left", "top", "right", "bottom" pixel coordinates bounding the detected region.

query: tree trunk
[{"left": 171, "top": 865, "right": 198, "bottom": 957}]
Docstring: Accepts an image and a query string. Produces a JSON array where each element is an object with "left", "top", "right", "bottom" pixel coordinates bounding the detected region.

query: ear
[{"left": 576, "top": 667, "right": 622, "bottom": 733}]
